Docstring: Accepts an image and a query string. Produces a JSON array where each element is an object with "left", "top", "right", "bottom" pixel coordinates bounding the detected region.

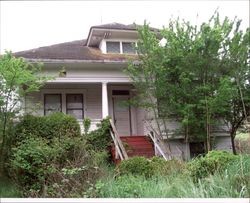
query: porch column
[{"left": 102, "top": 82, "right": 109, "bottom": 118}]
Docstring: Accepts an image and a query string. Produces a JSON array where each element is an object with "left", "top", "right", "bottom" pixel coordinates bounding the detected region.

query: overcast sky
[{"left": 0, "top": 1, "right": 249, "bottom": 54}]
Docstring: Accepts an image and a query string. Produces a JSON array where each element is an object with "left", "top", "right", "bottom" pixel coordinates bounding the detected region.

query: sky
[{"left": 0, "top": 1, "right": 249, "bottom": 54}]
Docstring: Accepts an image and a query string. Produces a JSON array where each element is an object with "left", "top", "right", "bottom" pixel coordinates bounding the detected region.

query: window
[
  {"left": 66, "top": 94, "right": 84, "bottom": 119},
  {"left": 122, "top": 42, "right": 136, "bottom": 54},
  {"left": 106, "top": 42, "right": 120, "bottom": 53},
  {"left": 105, "top": 41, "right": 136, "bottom": 54},
  {"left": 44, "top": 94, "right": 62, "bottom": 115},
  {"left": 112, "top": 90, "right": 130, "bottom": 96}
]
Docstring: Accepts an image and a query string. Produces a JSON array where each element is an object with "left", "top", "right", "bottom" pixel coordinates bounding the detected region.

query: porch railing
[{"left": 109, "top": 118, "right": 128, "bottom": 160}]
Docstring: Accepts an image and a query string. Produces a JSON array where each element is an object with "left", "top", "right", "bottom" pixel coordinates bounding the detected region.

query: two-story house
[{"left": 14, "top": 23, "right": 232, "bottom": 160}]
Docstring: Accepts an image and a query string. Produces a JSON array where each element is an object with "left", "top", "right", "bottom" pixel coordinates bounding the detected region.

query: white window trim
[
  {"left": 102, "top": 39, "right": 137, "bottom": 54},
  {"left": 41, "top": 89, "right": 87, "bottom": 121}
]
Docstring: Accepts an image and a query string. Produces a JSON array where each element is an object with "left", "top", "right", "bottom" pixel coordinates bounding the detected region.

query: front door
[{"left": 113, "top": 97, "right": 131, "bottom": 136}]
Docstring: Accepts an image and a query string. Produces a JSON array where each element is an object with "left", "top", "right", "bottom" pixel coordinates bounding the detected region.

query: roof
[
  {"left": 13, "top": 22, "right": 158, "bottom": 62},
  {"left": 13, "top": 39, "right": 137, "bottom": 61},
  {"left": 90, "top": 22, "right": 159, "bottom": 32},
  {"left": 91, "top": 22, "right": 137, "bottom": 30}
]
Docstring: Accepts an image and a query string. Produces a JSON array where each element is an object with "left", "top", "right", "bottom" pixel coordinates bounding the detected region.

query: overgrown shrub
[
  {"left": 86, "top": 118, "right": 112, "bottom": 151},
  {"left": 116, "top": 156, "right": 185, "bottom": 178},
  {"left": 8, "top": 114, "right": 112, "bottom": 197},
  {"left": 187, "top": 150, "right": 238, "bottom": 179},
  {"left": 14, "top": 113, "right": 80, "bottom": 143},
  {"left": 150, "top": 156, "right": 185, "bottom": 176},
  {"left": 83, "top": 118, "right": 91, "bottom": 135},
  {"left": 116, "top": 156, "right": 154, "bottom": 177},
  {"left": 9, "top": 137, "right": 58, "bottom": 192},
  {"left": 93, "top": 155, "right": 250, "bottom": 198}
]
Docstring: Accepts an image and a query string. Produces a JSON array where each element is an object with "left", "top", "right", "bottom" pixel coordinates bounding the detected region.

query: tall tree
[{"left": 126, "top": 13, "right": 249, "bottom": 155}]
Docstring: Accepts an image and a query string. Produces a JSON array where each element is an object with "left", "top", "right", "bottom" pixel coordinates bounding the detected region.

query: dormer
[{"left": 86, "top": 23, "right": 143, "bottom": 55}]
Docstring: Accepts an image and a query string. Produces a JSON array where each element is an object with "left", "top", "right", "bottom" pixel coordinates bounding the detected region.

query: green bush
[
  {"left": 15, "top": 113, "right": 81, "bottom": 142},
  {"left": 94, "top": 155, "right": 250, "bottom": 198},
  {"left": 9, "top": 137, "right": 57, "bottom": 191},
  {"left": 116, "top": 156, "right": 154, "bottom": 177},
  {"left": 187, "top": 150, "right": 238, "bottom": 179},
  {"left": 44, "top": 112, "right": 81, "bottom": 139},
  {"left": 9, "top": 114, "right": 113, "bottom": 197},
  {"left": 116, "top": 156, "right": 185, "bottom": 178},
  {"left": 83, "top": 118, "right": 91, "bottom": 135},
  {"left": 86, "top": 118, "right": 112, "bottom": 151},
  {"left": 150, "top": 156, "right": 185, "bottom": 176}
]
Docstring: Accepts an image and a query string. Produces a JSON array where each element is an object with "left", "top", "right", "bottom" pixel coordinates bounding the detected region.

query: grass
[
  {"left": 94, "top": 155, "right": 250, "bottom": 198},
  {"left": 0, "top": 175, "right": 21, "bottom": 197}
]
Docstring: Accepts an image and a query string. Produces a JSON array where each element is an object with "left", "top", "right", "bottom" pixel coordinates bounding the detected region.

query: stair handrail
[
  {"left": 144, "top": 120, "right": 169, "bottom": 161},
  {"left": 109, "top": 118, "right": 129, "bottom": 160},
  {"left": 148, "top": 131, "right": 169, "bottom": 161}
]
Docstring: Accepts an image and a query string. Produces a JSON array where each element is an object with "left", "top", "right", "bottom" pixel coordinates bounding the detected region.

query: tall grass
[
  {"left": 94, "top": 155, "right": 250, "bottom": 198},
  {"left": 0, "top": 176, "right": 21, "bottom": 197}
]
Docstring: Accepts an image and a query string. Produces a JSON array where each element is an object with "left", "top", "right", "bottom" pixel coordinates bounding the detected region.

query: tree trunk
[
  {"left": 0, "top": 113, "right": 8, "bottom": 175},
  {"left": 230, "top": 130, "right": 237, "bottom": 155}
]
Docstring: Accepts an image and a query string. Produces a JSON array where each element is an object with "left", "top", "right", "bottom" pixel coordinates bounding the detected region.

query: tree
[
  {"left": 126, "top": 13, "right": 249, "bottom": 156},
  {"left": 0, "top": 52, "right": 49, "bottom": 174},
  {"left": 221, "top": 24, "right": 250, "bottom": 154}
]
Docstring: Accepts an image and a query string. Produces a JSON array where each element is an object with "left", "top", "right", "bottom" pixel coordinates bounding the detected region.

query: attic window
[
  {"left": 105, "top": 41, "right": 136, "bottom": 54},
  {"left": 106, "top": 42, "right": 120, "bottom": 53},
  {"left": 122, "top": 42, "right": 136, "bottom": 54}
]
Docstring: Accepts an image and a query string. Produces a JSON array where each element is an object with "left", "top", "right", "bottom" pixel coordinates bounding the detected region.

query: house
[{"left": 14, "top": 23, "right": 232, "bottom": 160}]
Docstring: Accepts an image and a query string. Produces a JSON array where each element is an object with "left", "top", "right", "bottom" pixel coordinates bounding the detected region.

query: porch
[{"left": 25, "top": 82, "right": 146, "bottom": 136}]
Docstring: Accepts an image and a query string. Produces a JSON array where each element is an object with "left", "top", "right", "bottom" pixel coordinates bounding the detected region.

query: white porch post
[{"left": 102, "top": 82, "right": 109, "bottom": 118}]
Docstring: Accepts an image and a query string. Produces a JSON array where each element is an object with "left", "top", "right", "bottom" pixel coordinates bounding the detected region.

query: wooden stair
[{"left": 110, "top": 135, "right": 155, "bottom": 164}]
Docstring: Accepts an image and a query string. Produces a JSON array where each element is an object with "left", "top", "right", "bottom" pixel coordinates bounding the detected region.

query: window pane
[
  {"left": 112, "top": 90, "right": 130, "bottom": 96},
  {"left": 67, "top": 110, "right": 83, "bottom": 119},
  {"left": 44, "top": 94, "right": 61, "bottom": 115},
  {"left": 66, "top": 94, "right": 83, "bottom": 109},
  {"left": 122, "top": 42, "right": 136, "bottom": 54},
  {"left": 106, "top": 42, "right": 120, "bottom": 53}
]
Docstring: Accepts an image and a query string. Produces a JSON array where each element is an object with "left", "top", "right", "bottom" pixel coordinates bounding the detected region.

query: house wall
[
  {"left": 25, "top": 84, "right": 102, "bottom": 131},
  {"left": 155, "top": 139, "right": 190, "bottom": 160},
  {"left": 213, "top": 136, "right": 232, "bottom": 151}
]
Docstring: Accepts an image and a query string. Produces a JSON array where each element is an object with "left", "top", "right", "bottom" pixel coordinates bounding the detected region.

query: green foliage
[
  {"left": 83, "top": 118, "right": 91, "bottom": 135},
  {"left": 0, "top": 176, "right": 21, "bottom": 197},
  {"left": 86, "top": 118, "right": 112, "bottom": 151},
  {"left": 126, "top": 12, "right": 250, "bottom": 152},
  {"left": 9, "top": 137, "right": 57, "bottom": 191},
  {"left": 116, "top": 156, "right": 185, "bottom": 178},
  {"left": 94, "top": 155, "right": 250, "bottom": 198},
  {"left": 8, "top": 114, "right": 113, "bottom": 197},
  {"left": 116, "top": 156, "right": 153, "bottom": 177},
  {"left": 187, "top": 150, "right": 238, "bottom": 179},
  {"left": 0, "top": 52, "right": 50, "bottom": 171},
  {"left": 150, "top": 156, "right": 185, "bottom": 176},
  {"left": 14, "top": 113, "right": 81, "bottom": 142}
]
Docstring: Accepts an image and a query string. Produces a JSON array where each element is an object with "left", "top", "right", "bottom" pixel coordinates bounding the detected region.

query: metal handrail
[{"left": 109, "top": 118, "right": 128, "bottom": 160}]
